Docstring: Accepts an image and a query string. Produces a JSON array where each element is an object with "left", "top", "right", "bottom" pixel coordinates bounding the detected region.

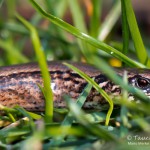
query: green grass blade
[
  {"left": 64, "top": 62, "right": 113, "bottom": 126},
  {"left": 121, "top": 0, "right": 129, "bottom": 55},
  {"left": 62, "top": 83, "right": 93, "bottom": 126},
  {"left": 49, "top": 83, "right": 92, "bottom": 146},
  {"left": 7, "top": 113, "right": 16, "bottom": 123},
  {"left": 123, "top": 0, "right": 150, "bottom": 66},
  {"left": 65, "top": 96, "right": 116, "bottom": 141},
  {"left": 6, "top": 0, "right": 16, "bottom": 18},
  {"left": 0, "top": 39, "right": 29, "bottom": 64},
  {"left": 68, "top": 0, "right": 87, "bottom": 34},
  {"left": 16, "top": 14, "right": 53, "bottom": 123},
  {"left": 120, "top": 72, "right": 129, "bottom": 137},
  {"left": 0, "top": 0, "right": 4, "bottom": 8},
  {"left": 68, "top": 0, "right": 90, "bottom": 59},
  {"left": 55, "top": 0, "right": 68, "bottom": 18},
  {"left": 90, "top": 0, "right": 102, "bottom": 37},
  {"left": 29, "top": 0, "right": 145, "bottom": 68},
  {"left": 98, "top": 0, "right": 121, "bottom": 41}
]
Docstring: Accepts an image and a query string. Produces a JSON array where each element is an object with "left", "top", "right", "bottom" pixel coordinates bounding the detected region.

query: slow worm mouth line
[{"left": 0, "top": 61, "right": 150, "bottom": 112}]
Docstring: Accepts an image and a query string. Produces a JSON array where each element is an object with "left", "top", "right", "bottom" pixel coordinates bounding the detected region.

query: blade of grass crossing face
[
  {"left": 64, "top": 63, "right": 113, "bottom": 126},
  {"left": 87, "top": 55, "right": 150, "bottom": 102},
  {"left": 16, "top": 14, "right": 53, "bottom": 123}
]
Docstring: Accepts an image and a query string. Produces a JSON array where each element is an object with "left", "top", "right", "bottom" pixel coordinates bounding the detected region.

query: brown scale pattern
[{"left": 1, "top": 61, "right": 150, "bottom": 112}]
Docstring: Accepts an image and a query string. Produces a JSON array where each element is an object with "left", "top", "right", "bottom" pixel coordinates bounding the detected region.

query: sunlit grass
[
  {"left": 16, "top": 14, "right": 53, "bottom": 123},
  {"left": 0, "top": 0, "right": 150, "bottom": 149}
]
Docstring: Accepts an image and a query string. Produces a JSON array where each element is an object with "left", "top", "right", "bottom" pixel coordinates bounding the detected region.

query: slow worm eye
[{"left": 136, "top": 77, "right": 149, "bottom": 88}]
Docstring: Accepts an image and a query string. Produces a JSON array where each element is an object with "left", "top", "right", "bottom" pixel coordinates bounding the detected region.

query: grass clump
[{"left": 0, "top": 0, "right": 150, "bottom": 149}]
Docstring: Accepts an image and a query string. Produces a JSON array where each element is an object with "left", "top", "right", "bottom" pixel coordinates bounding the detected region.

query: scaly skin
[{"left": 0, "top": 61, "right": 150, "bottom": 111}]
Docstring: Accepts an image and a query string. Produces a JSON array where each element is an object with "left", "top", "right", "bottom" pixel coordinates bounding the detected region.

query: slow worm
[{"left": 0, "top": 61, "right": 150, "bottom": 111}]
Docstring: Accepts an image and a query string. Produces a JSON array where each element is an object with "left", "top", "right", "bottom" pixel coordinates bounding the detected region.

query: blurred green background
[{"left": 0, "top": 0, "right": 150, "bottom": 67}]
